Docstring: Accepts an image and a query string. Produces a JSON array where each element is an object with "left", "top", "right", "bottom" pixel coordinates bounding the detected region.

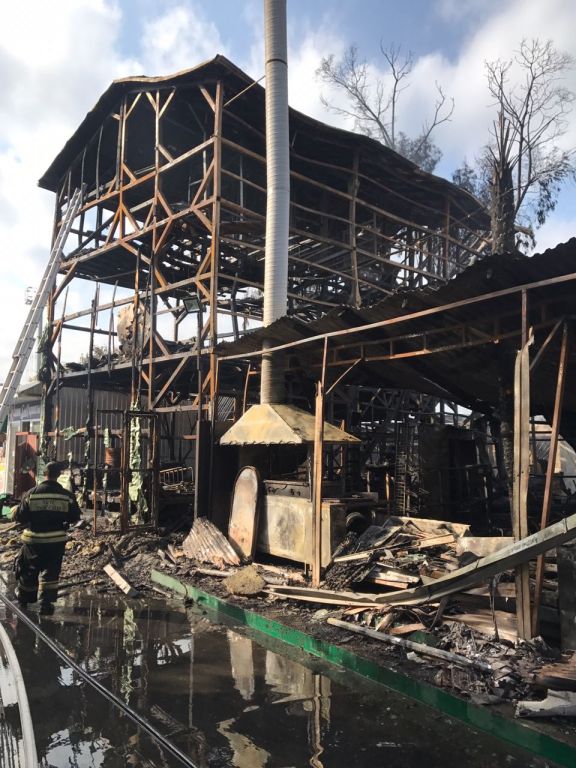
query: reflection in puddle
[
  {"left": 0, "top": 640, "right": 25, "bottom": 768},
  {"left": 0, "top": 591, "right": 551, "bottom": 767}
]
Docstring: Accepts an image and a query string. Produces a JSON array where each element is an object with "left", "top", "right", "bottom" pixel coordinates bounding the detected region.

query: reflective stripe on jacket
[
  {"left": 28, "top": 493, "right": 72, "bottom": 514},
  {"left": 21, "top": 529, "right": 68, "bottom": 544}
]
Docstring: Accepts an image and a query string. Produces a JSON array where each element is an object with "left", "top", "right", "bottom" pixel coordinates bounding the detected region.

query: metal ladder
[{"left": 0, "top": 187, "right": 83, "bottom": 426}]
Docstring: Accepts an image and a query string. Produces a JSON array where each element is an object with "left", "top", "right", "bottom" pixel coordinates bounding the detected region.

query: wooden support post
[
  {"left": 150, "top": 414, "right": 160, "bottom": 528},
  {"left": 349, "top": 150, "right": 360, "bottom": 308},
  {"left": 54, "top": 288, "right": 69, "bottom": 456},
  {"left": 86, "top": 281, "right": 99, "bottom": 437},
  {"left": 148, "top": 90, "right": 161, "bottom": 410},
  {"left": 93, "top": 419, "right": 99, "bottom": 535},
  {"left": 147, "top": 256, "right": 156, "bottom": 409},
  {"left": 209, "top": 82, "right": 223, "bottom": 402},
  {"left": 312, "top": 339, "right": 328, "bottom": 587},
  {"left": 242, "top": 362, "right": 252, "bottom": 415},
  {"left": 40, "top": 193, "right": 64, "bottom": 461},
  {"left": 512, "top": 292, "right": 532, "bottom": 639},
  {"left": 130, "top": 255, "right": 139, "bottom": 405},
  {"left": 312, "top": 383, "right": 325, "bottom": 587},
  {"left": 532, "top": 323, "right": 570, "bottom": 635},
  {"left": 194, "top": 299, "right": 203, "bottom": 521},
  {"left": 120, "top": 413, "right": 129, "bottom": 534}
]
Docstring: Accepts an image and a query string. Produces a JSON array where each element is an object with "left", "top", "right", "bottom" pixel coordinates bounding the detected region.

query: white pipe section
[{"left": 261, "top": 0, "right": 290, "bottom": 404}]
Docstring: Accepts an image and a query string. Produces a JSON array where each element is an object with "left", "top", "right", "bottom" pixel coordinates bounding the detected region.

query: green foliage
[{"left": 452, "top": 159, "right": 491, "bottom": 207}]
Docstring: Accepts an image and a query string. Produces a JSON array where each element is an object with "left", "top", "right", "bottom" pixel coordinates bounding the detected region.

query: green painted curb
[{"left": 151, "top": 568, "right": 575, "bottom": 767}]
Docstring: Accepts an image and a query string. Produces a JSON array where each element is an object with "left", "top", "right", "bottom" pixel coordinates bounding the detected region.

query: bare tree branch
[
  {"left": 456, "top": 38, "right": 575, "bottom": 252},
  {"left": 317, "top": 43, "right": 453, "bottom": 172}
]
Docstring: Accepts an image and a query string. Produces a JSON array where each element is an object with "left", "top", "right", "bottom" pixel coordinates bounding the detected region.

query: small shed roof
[{"left": 219, "top": 403, "right": 360, "bottom": 446}]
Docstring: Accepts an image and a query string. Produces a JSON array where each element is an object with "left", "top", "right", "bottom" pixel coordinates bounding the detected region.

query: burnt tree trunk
[
  {"left": 497, "top": 356, "right": 515, "bottom": 501},
  {"left": 491, "top": 162, "right": 516, "bottom": 254}
]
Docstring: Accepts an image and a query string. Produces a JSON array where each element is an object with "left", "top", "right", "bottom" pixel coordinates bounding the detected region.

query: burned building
[
  {"left": 0, "top": 39, "right": 570, "bottom": 659},
  {"left": 34, "top": 54, "right": 491, "bottom": 530}
]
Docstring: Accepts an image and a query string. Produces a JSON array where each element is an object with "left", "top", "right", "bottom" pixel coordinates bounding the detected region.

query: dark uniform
[{"left": 14, "top": 476, "right": 81, "bottom": 609}]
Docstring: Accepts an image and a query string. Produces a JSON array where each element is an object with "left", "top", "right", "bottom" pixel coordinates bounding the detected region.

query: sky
[{"left": 1, "top": 0, "right": 575, "bottom": 385}]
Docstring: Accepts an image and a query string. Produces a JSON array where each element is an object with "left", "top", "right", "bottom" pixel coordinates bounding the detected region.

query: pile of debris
[
  {"left": 2, "top": 508, "right": 575, "bottom": 718},
  {"left": 325, "top": 517, "right": 473, "bottom": 591},
  {"left": 0, "top": 517, "right": 186, "bottom": 599}
]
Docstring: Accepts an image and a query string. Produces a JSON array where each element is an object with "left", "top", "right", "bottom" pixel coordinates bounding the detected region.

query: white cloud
[
  {"left": 141, "top": 4, "right": 227, "bottom": 75},
  {"left": 0, "top": 0, "right": 143, "bottom": 381},
  {"left": 282, "top": 0, "right": 576, "bottom": 175},
  {"left": 242, "top": 14, "right": 350, "bottom": 129},
  {"left": 421, "top": 0, "right": 576, "bottom": 167},
  {"left": 287, "top": 30, "right": 348, "bottom": 123}
]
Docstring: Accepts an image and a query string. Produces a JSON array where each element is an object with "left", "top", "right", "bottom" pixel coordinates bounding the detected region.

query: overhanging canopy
[
  {"left": 219, "top": 403, "right": 360, "bottom": 446},
  {"left": 217, "top": 240, "right": 576, "bottom": 421}
]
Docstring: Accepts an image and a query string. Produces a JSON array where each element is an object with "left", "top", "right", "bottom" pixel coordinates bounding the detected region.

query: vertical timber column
[
  {"left": 200, "top": 82, "right": 223, "bottom": 517},
  {"left": 209, "top": 81, "right": 223, "bottom": 408},
  {"left": 512, "top": 291, "right": 532, "bottom": 639},
  {"left": 149, "top": 90, "right": 161, "bottom": 410},
  {"left": 349, "top": 150, "right": 360, "bottom": 308},
  {"left": 40, "top": 191, "right": 63, "bottom": 463},
  {"left": 118, "top": 97, "right": 127, "bottom": 238},
  {"left": 532, "top": 323, "right": 570, "bottom": 635},
  {"left": 312, "top": 339, "right": 328, "bottom": 587}
]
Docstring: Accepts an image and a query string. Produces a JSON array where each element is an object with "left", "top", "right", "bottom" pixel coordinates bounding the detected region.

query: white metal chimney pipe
[{"left": 261, "top": 0, "right": 290, "bottom": 404}]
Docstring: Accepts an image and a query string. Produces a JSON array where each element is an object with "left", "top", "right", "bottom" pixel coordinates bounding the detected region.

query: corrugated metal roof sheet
[
  {"left": 217, "top": 239, "right": 576, "bottom": 418},
  {"left": 218, "top": 239, "right": 576, "bottom": 358}
]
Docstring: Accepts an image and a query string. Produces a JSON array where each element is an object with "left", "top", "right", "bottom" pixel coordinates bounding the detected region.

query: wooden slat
[
  {"left": 103, "top": 563, "right": 139, "bottom": 597},
  {"left": 512, "top": 339, "right": 532, "bottom": 639}
]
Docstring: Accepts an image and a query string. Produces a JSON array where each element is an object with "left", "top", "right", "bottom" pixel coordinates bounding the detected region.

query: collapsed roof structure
[{"left": 218, "top": 241, "right": 576, "bottom": 424}]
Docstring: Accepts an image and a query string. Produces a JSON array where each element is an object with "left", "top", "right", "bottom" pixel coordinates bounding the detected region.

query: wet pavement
[{"left": 0, "top": 590, "right": 557, "bottom": 767}]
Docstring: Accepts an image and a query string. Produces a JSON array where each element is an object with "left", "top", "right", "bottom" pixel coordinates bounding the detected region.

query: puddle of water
[{"left": 0, "top": 591, "right": 556, "bottom": 768}]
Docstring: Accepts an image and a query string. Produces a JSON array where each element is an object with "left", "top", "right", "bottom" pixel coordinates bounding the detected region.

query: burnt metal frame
[
  {"left": 218, "top": 274, "right": 576, "bottom": 622},
  {"left": 89, "top": 408, "right": 160, "bottom": 534},
  {"left": 39, "top": 70, "right": 490, "bottom": 513}
]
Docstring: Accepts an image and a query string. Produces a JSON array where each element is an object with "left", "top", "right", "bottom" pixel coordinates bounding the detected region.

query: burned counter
[{"left": 220, "top": 403, "right": 370, "bottom": 575}]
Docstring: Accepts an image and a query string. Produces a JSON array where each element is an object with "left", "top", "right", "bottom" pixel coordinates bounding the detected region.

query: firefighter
[{"left": 13, "top": 461, "right": 81, "bottom": 614}]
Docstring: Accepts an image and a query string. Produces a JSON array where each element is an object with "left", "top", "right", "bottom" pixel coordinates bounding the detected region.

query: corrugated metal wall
[
  {"left": 7, "top": 388, "right": 204, "bottom": 475},
  {"left": 56, "top": 389, "right": 200, "bottom": 470},
  {"left": 55, "top": 388, "right": 130, "bottom": 463}
]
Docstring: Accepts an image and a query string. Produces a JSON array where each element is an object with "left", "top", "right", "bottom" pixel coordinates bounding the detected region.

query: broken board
[
  {"left": 228, "top": 465, "right": 260, "bottom": 560},
  {"left": 103, "top": 563, "right": 139, "bottom": 598}
]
